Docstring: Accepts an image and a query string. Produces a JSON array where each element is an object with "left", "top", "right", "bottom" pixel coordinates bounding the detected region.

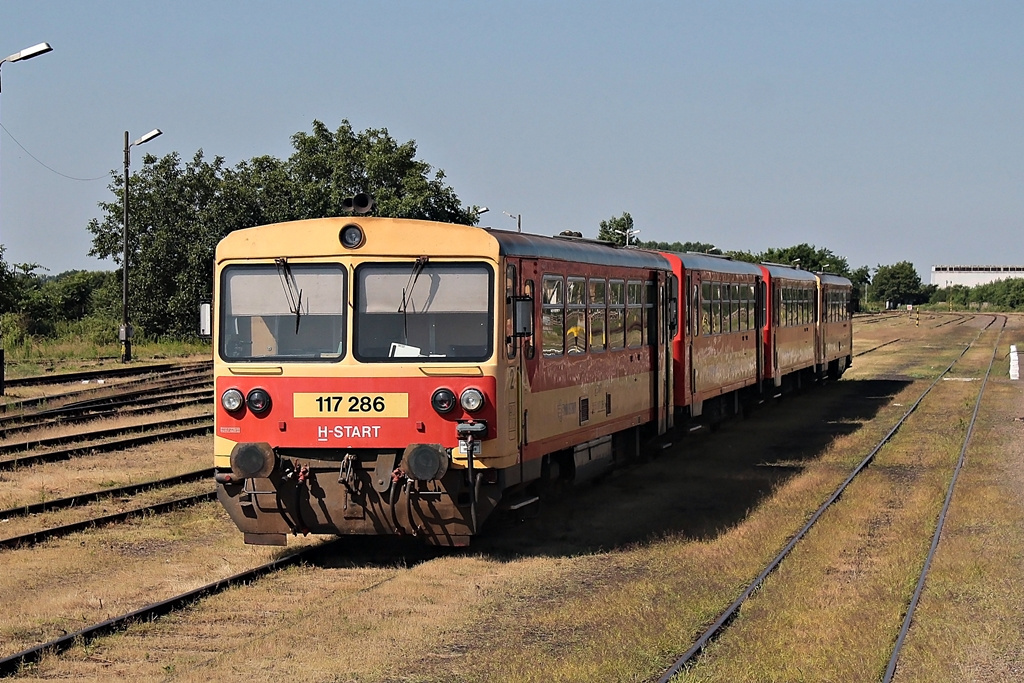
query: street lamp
[
  {"left": 0, "top": 41, "right": 52, "bottom": 395},
  {"left": 0, "top": 43, "right": 52, "bottom": 91},
  {"left": 616, "top": 227, "right": 640, "bottom": 247},
  {"left": 121, "top": 128, "right": 162, "bottom": 362},
  {"left": 503, "top": 211, "right": 521, "bottom": 232}
]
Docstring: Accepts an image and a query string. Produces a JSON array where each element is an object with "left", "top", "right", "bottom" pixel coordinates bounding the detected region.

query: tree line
[{"left": 2, "top": 129, "right": 1020, "bottom": 350}]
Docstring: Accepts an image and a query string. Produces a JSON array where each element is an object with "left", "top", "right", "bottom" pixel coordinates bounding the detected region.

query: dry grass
[
  {"left": 0, "top": 413, "right": 211, "bottom": 510},
  {"left": 16, "top": 372, "right": 907, "bottom": 681},
  {"left": 5, "top": 315, "right": 1024, "bottom": 682},
  {"left": 888, "top": 331, "right": 1024, "bottom": 681},
  {"left": 0, "top": 501, "right": 311, "bottom": 659}
]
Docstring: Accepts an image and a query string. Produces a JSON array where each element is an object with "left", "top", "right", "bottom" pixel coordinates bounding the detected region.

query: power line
[{"left": 0, "top": 122, "right": 110, "bottom": 182}]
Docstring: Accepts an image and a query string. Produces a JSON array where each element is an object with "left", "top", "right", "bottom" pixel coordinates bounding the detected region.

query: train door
[
  {"left": 688, "top": 272, "right": 700, "bottom": 413},
  {"left": 504, "top": 261, "right": 530, "bottom": 481},
  {"left": 509, "top": 259, "right": 539, "bottom": 481},
  {"left": 761, "top": 278, "right": 778, "bottom": 388},
  {"left": 653, "top": 271, "right": 673, "bottom": 433},
  {"left": 754, "top": 276, "right": 764, "bottom": 390}
]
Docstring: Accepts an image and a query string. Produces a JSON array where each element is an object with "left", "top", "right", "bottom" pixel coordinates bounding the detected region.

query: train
[{"left": 206, "top": 212, "right": 852, "bottom": 546}]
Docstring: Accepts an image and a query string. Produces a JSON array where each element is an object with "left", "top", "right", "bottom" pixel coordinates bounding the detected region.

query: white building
[{"left": 930, "top": 265, "right": 1024, "bottom": 288}]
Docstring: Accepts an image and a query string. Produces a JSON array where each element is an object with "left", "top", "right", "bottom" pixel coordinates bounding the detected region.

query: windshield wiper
[
  {"left": 398, "top": 256, "right": 429, "bottom": 342},
  {"left": 274, "top": 257, "right": 304, "bottom": 333}
]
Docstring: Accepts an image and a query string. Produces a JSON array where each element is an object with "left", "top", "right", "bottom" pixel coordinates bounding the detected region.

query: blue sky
[{"left": 2, "top": 1, "right": 1021, "bottom": 280}]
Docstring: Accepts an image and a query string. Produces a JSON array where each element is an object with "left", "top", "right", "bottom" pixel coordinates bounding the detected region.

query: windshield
[
  {"left": 355, "top": 262, "right": 493, "bottom": 362},
  {"left": 220, "top": 264, "right": 346, "bottom": 361}
]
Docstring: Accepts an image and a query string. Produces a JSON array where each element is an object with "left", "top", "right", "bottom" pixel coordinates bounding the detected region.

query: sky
[{"left": 2, "top": 1, "right": 1022, "bottom": 281}]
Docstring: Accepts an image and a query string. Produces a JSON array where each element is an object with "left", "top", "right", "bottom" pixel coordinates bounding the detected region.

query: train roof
[
  {"left": 216, "top": 217, "right": 671, "bottom": 272},
  {"left": 817, "top": 272, "right": 853, "bottom": 287},
  {"left": 660, "top": 251, "right": 764, "bottom": 277},
  {"left": 759, "top": 262, "right": 820, "bottom": 283},
  {"left": 486, "top": 228, "right": 671, "bottom": 270}
]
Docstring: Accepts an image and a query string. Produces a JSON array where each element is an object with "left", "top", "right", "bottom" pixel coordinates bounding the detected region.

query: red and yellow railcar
[
  {"left": 661, "top": 252, "right": 764, "bottom": 422},
  {"left": 815, "top": 272, "right": 853, "bottom": 379},
  {"left": 211, "top": 216, "right": 674, "bottom": 546},
  {"left": 759, "top": 263, "right": 820, "bottom": 390}
]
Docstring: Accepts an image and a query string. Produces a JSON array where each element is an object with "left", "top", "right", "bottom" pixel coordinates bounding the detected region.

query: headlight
[
  {"left": 246, "top": 388, "right": 272, "bottom": 414},
  {"left": 460, "top": 388, "right": 485, "bottom": 412},
  {"left": 340, "top": 224, "right": 365, "bottom": 249},
  {"left": 221, "top": 388, "right": 244, "bottom": 412},
  {"left": 431, "top": 388, "right": 457, "bottom": 414}
]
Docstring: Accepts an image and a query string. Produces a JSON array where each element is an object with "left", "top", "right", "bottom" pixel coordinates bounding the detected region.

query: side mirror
[
  {"left": 513, "top": 296, "right": 534, "bottom": 337},
  {"left": 198, "top": 301, "right": 212, "bottom": 338}
]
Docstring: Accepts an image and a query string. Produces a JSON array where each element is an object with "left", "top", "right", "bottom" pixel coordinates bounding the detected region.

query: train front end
[{"left": 212, "top": 216, "right": 508, "bottom": 546}]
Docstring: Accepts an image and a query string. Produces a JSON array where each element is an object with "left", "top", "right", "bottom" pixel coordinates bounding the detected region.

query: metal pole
[
  {"left": 0, "top": 65, "right": 5, "bottom": 392},
  {"left": 122, "top": 131, "right": 131, "bottom": 362}
]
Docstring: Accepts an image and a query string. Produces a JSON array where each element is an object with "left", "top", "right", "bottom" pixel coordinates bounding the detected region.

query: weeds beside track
[{"left": 659, "top": 315, "right": 1005, "bottom": 681}]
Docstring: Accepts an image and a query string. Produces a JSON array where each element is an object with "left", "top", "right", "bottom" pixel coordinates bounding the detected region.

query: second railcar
[{"left": 661, "top": 252, "right": 764, "bottom": 422}]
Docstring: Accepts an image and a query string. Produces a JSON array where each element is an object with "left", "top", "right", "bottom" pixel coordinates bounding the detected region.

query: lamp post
[
  {"left": 0, "top": 41, "right": 52, "bottom": 395},
  {"left": 615, "top": 227, "right": 640, "bottom": 247},
  {"left": 0, "top": 42, "right": 52, "bottom": 93},
  {"left": 121, "top": 128, "right": 162, "bottom": 362},
  {"left": 503, "top": 211, "right": 521, "bottom": 232}
]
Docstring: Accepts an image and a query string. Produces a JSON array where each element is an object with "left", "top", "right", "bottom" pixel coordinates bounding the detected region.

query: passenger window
[
  {"left": 542, "top": 275, "right": 564, "bottom": 357},
  {"left": 711, "top": 283, "right": 721, "bottom": 335},
  {"left": 589, "top": 279, "right": 606, "bottom": 352},
  {"left": 506, "top": 265, "right": 517, "bottom": 359},
  {"left": 645, "top": 281, "right": 656, "bottom": 345},
  {"left": 626, "top": 281, "right": 643, "bottom": 348},
  {"left": 608, "top": 280, "right": 625, "bottom": 350},
  {"left": 701, "top": 281, "right": 712, "bottom": 336},
  {"left": 567, "top": 277, "right": 587, "bottom": 355}
]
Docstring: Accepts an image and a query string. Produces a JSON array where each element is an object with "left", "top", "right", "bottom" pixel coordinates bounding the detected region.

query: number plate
[
  {"left": 458, "top": 440, "right": 482, "bottom": 455},
  {"left": 293, "top": 393, "right": 409, "bottom": 418}
]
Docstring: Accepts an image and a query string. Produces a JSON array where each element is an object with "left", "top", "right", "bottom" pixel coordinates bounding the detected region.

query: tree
[
  {"left": 640, "top": 240, "right": 721, "bottom": 254},
  {"left": 871, "top": 261, "right": 922, "bottom": 306},
  {"left": 288, "top": 120, "right": 477, "bottom": 224},
  {"left": 87, "top": 120, "right": 477, "bottom": 338},
  {"left": 0, "top": 246, "right": 25, "bottom": 314},
  {"left": 597, "top": 212, "right": 636, "bottom": 246},
  {"left": 757, "top": 244, "right": 850, "bottom": 276}
]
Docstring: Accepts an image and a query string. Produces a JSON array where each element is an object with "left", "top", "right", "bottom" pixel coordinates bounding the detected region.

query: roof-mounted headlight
[{"left": 340, "top": 224, "right": 365, "bottom": 249}]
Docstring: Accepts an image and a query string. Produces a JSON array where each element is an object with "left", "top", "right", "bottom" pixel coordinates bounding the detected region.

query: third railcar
[{"left": 659, "top": 252, "right": 852, "bottom": 425}]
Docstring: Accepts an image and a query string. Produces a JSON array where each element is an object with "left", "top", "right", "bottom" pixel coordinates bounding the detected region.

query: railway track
[
  {"left": 657, "top": 314, "right": 1005, "bottom": 681},
  {"left": 0, "top": 417, "right": 212, "bottom": 471},
  {"left": 0, "top": 364, "right": 211, "bottom": 416},
  {"left": 0, "top": 541, "right": 331, "bottom": 676},
  {"left": 0, "top": 320, "right": 1012, "bottom": 679},
  {"left": 0, "top": 388, "right": 211, "bottom": 439},
  {"left": 881, "top": 317, "right": 1005, "bottom": 680},
  {"left": 0, "top": 489, "right": 215, "bottom": 550},
  {"left": 2, "top": 360, "right": 210, "bottom": 389},
  {"left": 854, "top": 338, "right": 901, "bottom": 358},
  {"left": 0, "top": 467, "right": 213, "bottom": 522}
]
